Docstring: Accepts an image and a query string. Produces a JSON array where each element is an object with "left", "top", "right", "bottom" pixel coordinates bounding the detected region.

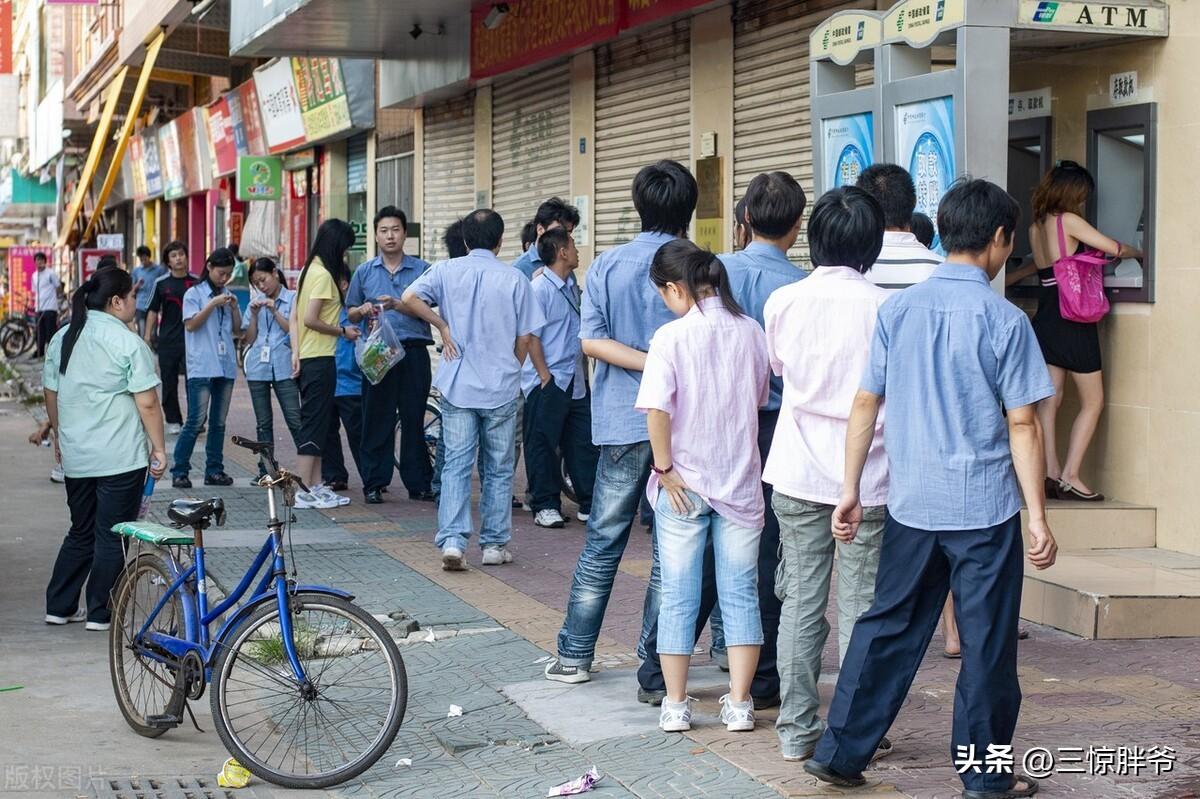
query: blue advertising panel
[
  {"left": 824, "top": 112, "right": 875, "bottom": 190},
  {"left": 895, "top": 96, "right": 955, "bottom": 253}
]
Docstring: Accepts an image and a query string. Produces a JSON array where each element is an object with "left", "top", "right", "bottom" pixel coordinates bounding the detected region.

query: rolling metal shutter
[
  {"left": 491, "top": 60, "right": 572, "bottom": 261},
  {"left": 733, "top": 0, "right": 869, "bottom": 265},
  {"left": 422, "top": 94, "right": 475, "bottom": 262},
  {"left": 347, "top": 132, "right": 368, "bottom": 194},
  {"left": 594, "top": 20, "right": 691, "bottom": 253}
]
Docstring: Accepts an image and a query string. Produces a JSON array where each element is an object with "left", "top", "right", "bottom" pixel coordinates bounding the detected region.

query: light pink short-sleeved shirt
[
  {"left": 636, "top": 297, "right": 771, "bottom": 529},
  {"left": 762, "top": 266, "right": 890, "bottom": 506}
]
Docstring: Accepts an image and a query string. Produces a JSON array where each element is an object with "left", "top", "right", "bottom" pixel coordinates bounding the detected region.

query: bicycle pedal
[{"left": 145, "top": 714, "right": 182, "bottom": 729}]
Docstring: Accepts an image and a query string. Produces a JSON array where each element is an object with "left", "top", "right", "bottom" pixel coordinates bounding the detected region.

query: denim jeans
[
  {"left": 172, "top": 377, "right": 234, "bottom": 479},
  {"left": 435, "top": 397, "right": 519, "bottom": 552},
  {"left": 246, "top": 379, "right": 303, "bottom": 454},
  {"left": 556, "top": 441, "right": 661, "bottom": 669},
  {"left": 773, "top": 493, "right": 884, "bottom": 758},
  {"left": 654, "top": 490, "right": 763, "bottom": 655}
]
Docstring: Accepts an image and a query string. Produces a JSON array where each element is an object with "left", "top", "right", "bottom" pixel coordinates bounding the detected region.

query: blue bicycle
[{"left": 107, "top": 437, "right": 407, "bottom": 788}]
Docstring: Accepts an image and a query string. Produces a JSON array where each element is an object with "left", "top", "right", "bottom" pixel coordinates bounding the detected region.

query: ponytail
[
  {"left": 649, "top": 239, "right": 745, "bottom": 317},
  {"left": 59, "top": 266, "right": 133, "bottom": 375}
]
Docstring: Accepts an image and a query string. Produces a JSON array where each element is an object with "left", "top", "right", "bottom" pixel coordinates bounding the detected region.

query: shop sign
[
  {"left": 128, "top": 134, "right": 148, "bottom": 200},
  {"left": 206, "top": 96, "right": 238, "bottom": 177},
  {"left": 1009, "top": 87, "right": 1052, "bottom": 119},
  {"left": 471, "top": 0, "right": 620, "bottom": 80},
  {"left": 882, "top": 0, "right": 965, "bottom": 46},
  {"left": 190, "top": 107, "right": 213, "bottom": 191},
  {"left": 823, "top": 112, "right": 875, "bottom": 190},
  {"left": 0, "top": 0, "right": 12, "bottom": 75},
  {"left": 142, "top": 130, "right": 164, "bottom": 198},
  {"left": 6, "top": 247, "right": 52, "bottom": 313},
  {"left": 287, "top": 182, "right": 308, "bottom": 269},
  {"left": 77, "top": 248, "right": 121, "bottom": 284},
  {"left": 1017, "top": 1, "right": 1167, "bottom": 34},
  {"left": 693, "top": 156, "right": 723, "bottom": 253},
  {"left": 811, "top": 12, "right": 883, "bottom": 65},
  {"left": 158, "top": 121, "right": 185, "bottom": 200},
  {"left": 282, "top": 148, "right": 316, "bottom": 171},
  {"left": 254, "top": 59, "right": 307, "bottom": 155},
  {"left": 97, "top": 233, "right": 124, "bottom": 250},
  {"left": 622, "top": 0, "right": 712, "bottom": 29},
  {"left": 895, "top": 96, "right": 955, "bottom": 253},
  {"left": 236, "top": 155, "right": 284, "bottom": 202},
  {"left": 174, "top": 110, "right": 204, "bottom": 195},
  {"left": 1109, "top": 70, "right": 1138, "bottom": 104},
  {"left": 235, "top": 80, "right": 269, "bottom": 156},
  {"left": 291, "top": 57, "right": 352, "bottom": 142}
]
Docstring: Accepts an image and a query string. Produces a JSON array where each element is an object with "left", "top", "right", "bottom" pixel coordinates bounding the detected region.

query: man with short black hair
[
  {"left": 856, "top": 163, "right": 941, "bottom": 290},
  {"left": 520, "top": 220, "right": 538, "bottom": 254},
  {"left": 402, "top": 209, "right": 544, "bottom": 570},
  {"left": 31, "top": 252, "right": 61, "bottom": 359},
  {"left": 346, "top": 206, "right": 433, "bottom": 504},
  {"left": 522, "top": 227, "right": 598, "bottom": 529},
  {"left": 444, "top": 218, "right": 468, "bottom": 259},
  {"left": 544, "top": 159, "right": 698, "bottom": 685},
  {"left": 131, "top": 245, "right": 166, "bottom": 338},
  {"left": 511, "top": 197, "right": 581, "bottom": 280},
  {"left": 804, "top": 179, "right": 1058, "bottom": 799},
  {"left": 145, "top": 240, "right": 196, "bottom": 434}
]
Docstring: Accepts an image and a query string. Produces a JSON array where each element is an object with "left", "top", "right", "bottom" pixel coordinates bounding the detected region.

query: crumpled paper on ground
[{"left": 547, "top": 766, "right": 601, "bottom": 796}]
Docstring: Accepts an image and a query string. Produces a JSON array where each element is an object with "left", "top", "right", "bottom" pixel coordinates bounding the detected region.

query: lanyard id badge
[{"left": 259, "top": 346, "right": 271, "bottom": 363}]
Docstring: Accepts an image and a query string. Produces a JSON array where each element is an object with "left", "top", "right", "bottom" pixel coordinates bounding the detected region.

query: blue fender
[{"left": 209, "top": 584, "right": 356, "bottom": 658}]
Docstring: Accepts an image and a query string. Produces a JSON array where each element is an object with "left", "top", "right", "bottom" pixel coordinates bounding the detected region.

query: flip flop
[
  {"left": 943, "top": 650, "right": 962, "bottom": 659},
  {"left": 962, "top": 776, "right": 1039, "bottom": 798}
]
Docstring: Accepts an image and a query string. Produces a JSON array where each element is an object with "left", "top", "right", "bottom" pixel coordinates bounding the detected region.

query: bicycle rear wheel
[
  {"left": 1, "top": 325, "right": 30, "bottom": 359},
  {"left": 109, "top": 553, "right": 187, "bottom": 737},
  {"left": 211, "top": 592, "right": 407, "bottom": 789}
]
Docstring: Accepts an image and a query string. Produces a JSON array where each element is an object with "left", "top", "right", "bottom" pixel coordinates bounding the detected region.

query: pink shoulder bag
[{"left": 1052, "top": 214, "right": 1110, "bottom": 324}]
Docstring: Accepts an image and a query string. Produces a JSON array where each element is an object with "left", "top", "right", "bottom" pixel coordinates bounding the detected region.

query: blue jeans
[
  {"left": 435, "top": 397, "right": 518, "bottom": 552},
  {"left": 654, "top": 490, "right": 762, "bottom": 655},
  {"left": 246, "top": 379, "right": 302, "bottom": 454},
  {"left": 556, "top": 441, "right": 661, "bottom": 669},
  {"left": 172, "top": 377, "right": 234, "bottom": 479}
]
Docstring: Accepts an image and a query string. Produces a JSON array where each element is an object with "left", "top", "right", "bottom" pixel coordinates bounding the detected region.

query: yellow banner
[{"left": 57, "top": 66, "right": 129, "bottom": 248}]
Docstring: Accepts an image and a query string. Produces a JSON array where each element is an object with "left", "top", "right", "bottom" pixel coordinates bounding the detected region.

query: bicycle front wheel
[{"left": 211, "top": 593, "right": 407, "bottom": 789}]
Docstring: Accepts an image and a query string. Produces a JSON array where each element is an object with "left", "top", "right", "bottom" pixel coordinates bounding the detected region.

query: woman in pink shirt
[{"left": 636, "top": 240, "right": 771, "bottom": 734}]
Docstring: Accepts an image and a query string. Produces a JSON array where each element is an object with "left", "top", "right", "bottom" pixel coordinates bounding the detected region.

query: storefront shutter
[
  {"left": 594, "top": 20, "right": 691, "bottom": 254},
  {"left": 347, "top": 132, "right": 368, "bottom": 195},
  {"left": 733, "top": 0, "right": 871, "bottom": 265},
  {"left": 422, "top": 94, "right": 476, "bottom": 262},
  {"left": 491, "top": 60, "right": 572, "bottom": 261}
]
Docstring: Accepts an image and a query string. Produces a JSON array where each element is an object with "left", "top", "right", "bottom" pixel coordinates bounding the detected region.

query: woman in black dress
[{"left": 1020, "top": 162, "right": 1141, "bottom": 501}]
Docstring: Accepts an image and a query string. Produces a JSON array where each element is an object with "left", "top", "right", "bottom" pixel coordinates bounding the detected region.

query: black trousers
[
  {"left": 638, "top": 409, "right": 782, "bottom": 699},
  {"left": 359, "top": 345, "right": 432, "bottom": 493},
  {"left": 523, "top": 379, "right": 597, "bottom": 514},
  {"left": 322, "top": 395, "right": 366, "bottom": 485},
  {"left": 158, "top": 345, "right": 187, "bottom": 425},
  {"left": 35, "top": 310, "right": 57, "bottom": 358},
  {"left": 46, "top": 467, "right": 146, "bottom": 624}
]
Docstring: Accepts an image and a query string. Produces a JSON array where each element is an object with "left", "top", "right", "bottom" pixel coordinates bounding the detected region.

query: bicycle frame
[{"left": 131, "top": 476, "right": 351, "bottom": 685}]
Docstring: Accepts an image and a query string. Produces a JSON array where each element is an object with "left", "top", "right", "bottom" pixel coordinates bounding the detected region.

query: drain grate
[{"left": 89, "top": 776, "right": 256, "bottom": 799}]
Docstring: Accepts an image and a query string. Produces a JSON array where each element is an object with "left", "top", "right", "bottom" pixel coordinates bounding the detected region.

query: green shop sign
[{"left": 236, "top": 155, "right": 284, "bottom": 202}]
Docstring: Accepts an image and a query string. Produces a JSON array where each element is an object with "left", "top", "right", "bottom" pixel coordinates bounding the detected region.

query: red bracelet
[{"left": 651, "top": 463, "right": 673, "bottom": 475}]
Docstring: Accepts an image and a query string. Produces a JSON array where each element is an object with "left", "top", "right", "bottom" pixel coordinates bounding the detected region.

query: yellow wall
[{"left": 1011, "top": 13, "right": 1200, "bottom": 555}]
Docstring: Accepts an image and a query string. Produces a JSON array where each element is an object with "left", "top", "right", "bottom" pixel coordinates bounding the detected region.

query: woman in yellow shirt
[{"left": 289, "top": 219, "right": 360, "bottom": 509}]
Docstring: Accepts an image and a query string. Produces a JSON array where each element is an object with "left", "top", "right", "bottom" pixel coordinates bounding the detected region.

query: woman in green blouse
[{"left": 43, "top": 266, "right": 168, "bottom": 631}]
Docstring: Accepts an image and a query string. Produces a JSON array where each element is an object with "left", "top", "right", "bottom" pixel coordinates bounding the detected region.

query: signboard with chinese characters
[
  {"left": 811, "top": 12, "right": 883, "bottom": 65},
  {"left": 694, "top": 156, "right": 724, "bottom": 253},
  {"left": 142, "top": 130, "right": 164, "bottom": 198},
  {"left": 1109, "top": 71, "right": 1138, "bottom": 104},
  {"left": 254, "top": 59, "right": 307, "bottom": 155},
  {"left": 1009, "top": 87, "right": 1051, "bottom": 119},
  {"left": 158, "top": 121, "right": 185, "bottom": 200},
  {"left": 128, "top": 134, "right": 148, "bottom": 200},
  {"left": 0, "top": 0, "right": 12, "bottom": 74},
  {"left": 77, "top": 248, "right": 121, "bottom": 285},
  {"left": 1016, "top": 1, "right": 1167, "bottom": 35},
  {"left": 291, "top": 57, "right": 352, "bottom": 142},
  {"left": 206, "top": 96, "right": 238, "bottom": 177},
  {"left": 235, "top": 79, "right": 269, "bottom": 156},
  {"left": 236, "top": 155, "right": 284, "bottom": 202},
  {"left": 895, "top": 96, "right": 955, "bottom": 253},
  {"left": 471, "top": 0, "right": 620, "bottom": 79},
  {"left": 883, "top": 0, "right": 966, "bottom": 46},
  {"left": 824, "top": 112, "right": 875, "bottom": 189},
  {"left": 6, "top": 247, "right": 52, "bottom": 313}
]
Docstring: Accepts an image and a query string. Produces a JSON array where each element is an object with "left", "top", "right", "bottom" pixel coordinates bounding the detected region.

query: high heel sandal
[{"left": 1057, "top": 480, "right": 1104, "bottom": 502}]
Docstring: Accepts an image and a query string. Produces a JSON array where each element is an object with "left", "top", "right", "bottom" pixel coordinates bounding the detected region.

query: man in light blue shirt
[
  {"left": 345, "top": 206, "right": 433, "bottom": 504},
  {"left": 510, "top": 198, "right": 580, "bottom": 280},
  {"left": 403, "top": 209, "right": 544, "bottom": 570},
  {"left": 172, "top": 248, "right": 241, "bottom": 489},
  {"left": 131, "top": 245, "right": 166, "bottom": 338},
  {"left": 522, "top": 227, "right": 598, "bottom": 531},
  {"left": 638, "top": 170, "right": 807, "bottom": 708},
  {"left": 544, "top": 160, "right": 697, "bottom": 685},
  {"left": 806, "top": 179, "right": 1059, "bottom": 799}
]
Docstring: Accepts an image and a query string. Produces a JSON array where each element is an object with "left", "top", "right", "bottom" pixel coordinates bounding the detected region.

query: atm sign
[
  {"left": 1033, "top": 1, "right": 1058, "bottom": 21},
  {"left": 1020, "top": 0, "right": 1167, "bottom": 33}
]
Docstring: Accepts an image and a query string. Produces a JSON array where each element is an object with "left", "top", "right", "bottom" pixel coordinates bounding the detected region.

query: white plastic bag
[{"left": 354, "top": 315, "right": 406, "bottom": 385}]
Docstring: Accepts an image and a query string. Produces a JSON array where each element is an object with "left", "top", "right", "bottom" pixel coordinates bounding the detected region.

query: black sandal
[
  {"left": 1057, "top": 481, "right": 1104, "bottom": 502},
  {"left": 962, "top": 775, "right": 1039, "bottom": 798}
]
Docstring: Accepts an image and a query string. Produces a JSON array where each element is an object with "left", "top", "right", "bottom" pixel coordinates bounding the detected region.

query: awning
[
  {"left": 81, "top": 32, "right": 167, "bottom": 244},
  {"left": 56, "top": 66, "right": 129, "bottom": 248}
]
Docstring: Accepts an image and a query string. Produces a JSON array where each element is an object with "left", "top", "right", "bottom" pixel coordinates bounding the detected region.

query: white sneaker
[
  {"left": 719, "top": 693, "right": 756, "bottom": 732},
  {"left": 50, "top": 464, "right": 65, "bottom": 483},
  {"left": 481, "top": 546, "right": 513, "bottom": 565},
  {"left": 45, "top": 608, "right": 86, "bottom": 625},
  {"left": 441, "top": 546, "right": 466, "bottom": 571},
  {"left": 315, "top": 484, "right": 351, "bottom": 506},
  {"left": 166, "top": 423, "right": 182, "bottom": 436},
  {"left": 659, "top": 697, "right": 693, "bottom": 732},
  {"left": 577, "top": 510, "right": 590, "bottom": 523},
  {"left": 534, "top": 509, "right": 565, "bottom": 528},
  {"left": 294, "top": 490, "right": 338, "bottom": 510},
  {"left": 85, "top": 621, "right": 111, "bottom": 632}
]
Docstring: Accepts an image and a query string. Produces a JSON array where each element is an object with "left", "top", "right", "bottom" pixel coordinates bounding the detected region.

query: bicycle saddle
[{"left": 168, "top": 497, "right": 227, "bottom": 528}]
